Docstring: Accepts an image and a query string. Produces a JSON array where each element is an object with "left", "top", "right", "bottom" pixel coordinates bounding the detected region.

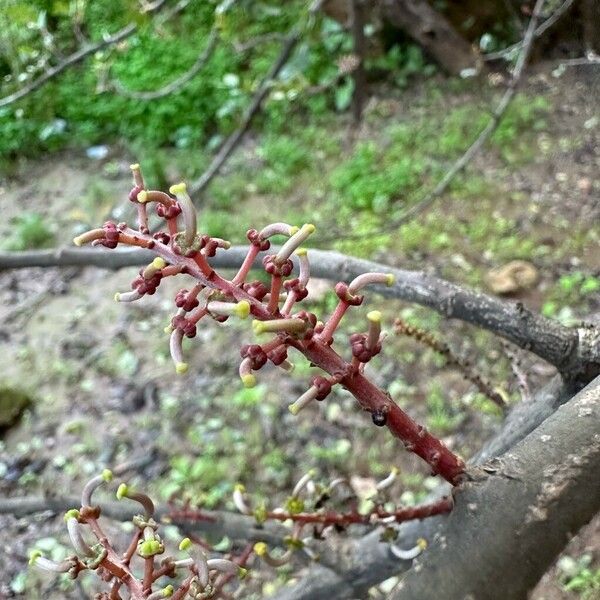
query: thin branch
[
  {"left": 320, "top": 0, "right": 547, "bottom": 245},
  {"left": 0, "top": 0, "right": 169, "bottom": 108},
  {"left": 188, "top": 30, "right": 300, "bottom": 197},
  {"left": 110, "top": 28, "right": 219, "bottom": 100},
  {"left": 1, "top": 245, "right": 598, "bottom": 382},
  {"left": 484, "top": 0, "right": 576, "bottom": 62}
]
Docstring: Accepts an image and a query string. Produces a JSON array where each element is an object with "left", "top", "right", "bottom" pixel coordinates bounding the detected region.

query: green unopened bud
[
  {"left": 116, "top": 483, "right": 129, "bottom": 500},
  {"left": 63, "top": 509, "right": 80, "bottom": 522},
  {"left": 253, "top": 504, "right": 268, "bottom": 524},
  {"left": 179, "top": 537, "right": 192, "bottom": 552},
  {"left": 138, "top": 538, "right": 164, "bottom": 557},
  {"left": 285, "top": 497, "right": 305, "bottom": 515}
]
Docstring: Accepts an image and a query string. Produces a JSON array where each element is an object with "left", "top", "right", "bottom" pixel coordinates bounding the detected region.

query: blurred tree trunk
[
  {"left": 582, "top": 0, "right": 600, "bottom": 54},
  {"left": 380, "top": 0, "right": 481, "bottom": 75},
  {"left": 351, "top": 0, "right": 368, "bottom": 122}
]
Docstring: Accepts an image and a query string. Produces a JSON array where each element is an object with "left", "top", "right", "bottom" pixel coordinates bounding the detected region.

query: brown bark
[
  {"left": 1, "top": 246, "right": 599, "bottom": 384},
  {"left": 380, "top": 0, "right": 481, "bottom": 75}
]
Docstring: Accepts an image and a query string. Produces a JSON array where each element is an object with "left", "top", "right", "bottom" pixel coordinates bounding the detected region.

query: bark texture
[
  {"left": 392, "top": 375, "right": 600, "bottom": 600},
  {"left": 1, "top": 247, "right": 598, "bottom": 382},
  {"left": 381, "top": 0, "right": 481, "bottom": 75}
]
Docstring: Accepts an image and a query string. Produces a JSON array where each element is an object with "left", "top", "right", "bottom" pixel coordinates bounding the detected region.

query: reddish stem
[
  {"left": 232, "top": 245, "right": 260, "bottom": 285},
  {"left": 300, "top": 341, "right": 466, "bottom": 485},
  {"left": 319, "top": 299, "right": 350, "bottom": 342},
  {"left": 267, "top": 275, "right": 282, "bottom": 313},
  {"left": 266, "top": 496, "right": 453, "bottom": 527}
]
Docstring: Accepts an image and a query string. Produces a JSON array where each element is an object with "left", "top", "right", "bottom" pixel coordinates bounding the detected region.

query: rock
[
  {"left": 0, "top": 387, "right": 33, "bottom": 430},
  {"left": 485, "top": 260, "right": 539, "bottom": 295}
]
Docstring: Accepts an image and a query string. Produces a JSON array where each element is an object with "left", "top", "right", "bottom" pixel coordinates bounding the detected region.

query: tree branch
[
  {"left": 0, "top": 0, "right": 169, "bottom": 108},
  {"left": 188, "top": 32, "right": 298, "bottom": 196},
  {"left": 2, "top": 246, "right": 597, "bottom": 382},
  {"left": 0, "top": 495, "right": 288, "bottom": 548},
  {"left": 392, "top": 374, "right": 600, "bottom": 600},
  {"left": 271, "top": 375, "right": 578, "bottom": 600}
]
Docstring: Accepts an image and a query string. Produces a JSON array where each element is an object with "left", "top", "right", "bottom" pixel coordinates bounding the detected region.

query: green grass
[{"left": 1, "top": 212, "right": 54, "bottom": 250}]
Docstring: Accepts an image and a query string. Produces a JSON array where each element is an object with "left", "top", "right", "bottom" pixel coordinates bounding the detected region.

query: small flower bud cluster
[
  {"left": 231, "top": 469, "right": 452, "bottom": 570},
  {"left": 72, "top": 162, "right": 466, "bottom": 486},
  {"left": 31, "top": 467, "right": 250, "bottom": 599}
]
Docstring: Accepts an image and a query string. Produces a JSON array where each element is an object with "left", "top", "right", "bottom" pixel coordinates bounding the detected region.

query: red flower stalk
[{"left": 73, "top": 164, "right": 466, "bottom": 485}]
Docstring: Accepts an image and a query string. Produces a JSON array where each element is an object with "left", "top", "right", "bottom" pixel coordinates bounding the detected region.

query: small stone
[{"left": 485, "top": 261, "right": 538, "bottom": 295}]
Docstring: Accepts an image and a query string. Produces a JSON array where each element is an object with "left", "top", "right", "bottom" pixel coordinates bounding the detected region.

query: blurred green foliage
[
  {"left": 0, "top": 0, "right": 435, "bottom": 168},
  {"left": 1, "top": 212, "right": 54, "bottom": 250}
]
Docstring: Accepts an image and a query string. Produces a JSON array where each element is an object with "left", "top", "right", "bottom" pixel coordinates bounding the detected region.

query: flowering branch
[
  {"left": 73, "top": 164, "right": 466, "bottom": 486},
  {"left": 30, "top": 469, "right": 248, "bottom": 600}
]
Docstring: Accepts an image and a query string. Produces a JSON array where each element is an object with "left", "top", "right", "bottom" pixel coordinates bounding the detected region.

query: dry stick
[
  {"left": 394, "top": 318, "right": 507, "bottom": 410},
  {"left": 188, "top": 29, "right": 301, "bottom": 198},
  {"left": 484, "top": 0, "right": 576, "bottom": 62},
  {"left": 0, "top": 0, "right": 169, "bottom": 108},
  {"left": 2, "top": 245, "right": 598, "bottom": 382},
  {"left": 110, "top": 28, "right": 219, "bottom": 100}
]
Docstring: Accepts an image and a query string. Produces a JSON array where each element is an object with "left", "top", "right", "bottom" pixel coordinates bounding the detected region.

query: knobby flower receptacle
[{"left": 73, "top": 164, "right": 466, "bottom": 485}]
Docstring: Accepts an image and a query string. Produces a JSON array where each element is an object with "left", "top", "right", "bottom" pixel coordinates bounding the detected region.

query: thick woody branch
[
  {"left": 392, "top": 375, "right": 600, "bottom": 600},
  {"left": 1, "top": 247, "right": 598, "bottom": 382}
]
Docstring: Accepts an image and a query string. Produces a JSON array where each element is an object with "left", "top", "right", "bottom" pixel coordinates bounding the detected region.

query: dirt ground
[{"left": 0, "top": 64, "right": 598, "bottom": 598}]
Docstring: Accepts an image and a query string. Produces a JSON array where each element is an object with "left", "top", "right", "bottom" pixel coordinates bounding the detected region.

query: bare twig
[
  {"left": 0, "top": 0, "right": 169, "bottom": 108},
  {"left": 188, "top": 30, "right": 301, "bottom": 197}
]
